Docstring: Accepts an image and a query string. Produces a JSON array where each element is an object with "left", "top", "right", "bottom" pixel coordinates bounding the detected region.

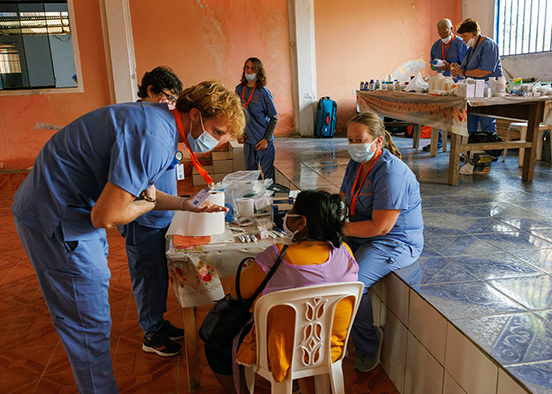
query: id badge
[
  {"left": 189, "top": 188, "right": 211, "bottom": 208},
  {"left": 176, "top": 163, "right": 185, "bottom": 180}
]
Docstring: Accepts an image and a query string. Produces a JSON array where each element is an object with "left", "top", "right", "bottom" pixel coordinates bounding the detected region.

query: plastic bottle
[
  {"left": 432, "top": 59, "right": 446, "bottom": 68},
  {"left": 360, "top": 81, "right": 365, "bottom": 91},
  {"left": 496, "top": 76, "right": 507, "bottom": 96},
  {"left": 369, "top": 79, "right": 375, "bottom": 91},
  {"left": 394, "top": 80, "right": 400, "bottom": 91},
  {"left": 488, "top": 77, "right": 496, "bottom": 97}
]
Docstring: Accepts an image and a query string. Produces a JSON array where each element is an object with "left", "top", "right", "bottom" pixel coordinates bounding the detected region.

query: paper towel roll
[
  {"left": 166, "top": 191, "right": 226, "bottom": 237},
  {"left": 236, "top": 197, "right": 254, "bottom": 218}
]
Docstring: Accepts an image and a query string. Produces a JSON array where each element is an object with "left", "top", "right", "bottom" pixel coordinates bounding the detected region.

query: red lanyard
[
  {"left": 171, "top": 109, "right": 213, "bottom": 185},
  {"left": 241, "top": 85, "right": 256, "bottom": 109},
  {"left": 441, "top": 34, "right": 454, "bottom": 60},
  {"left": 350, "top": 151, "right": 381, "bottom": 216}
]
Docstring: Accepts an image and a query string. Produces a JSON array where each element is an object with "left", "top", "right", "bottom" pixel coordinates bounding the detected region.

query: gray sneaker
[{"left": 355, "top": 326, "right": 383, "bottom": 372}]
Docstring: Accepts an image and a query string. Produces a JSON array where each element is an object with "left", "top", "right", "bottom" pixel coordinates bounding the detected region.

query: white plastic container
[{"left": 496, "top": 77, "right": 507, "bottom": 96}]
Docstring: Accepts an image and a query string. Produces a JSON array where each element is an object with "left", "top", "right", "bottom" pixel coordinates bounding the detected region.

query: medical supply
[
  {"left": 496, "top": 77, "right": 507, "bottom": 96},
  {"left": 369, "top": 80, "right": 376, "bottom": 90},
  {"left": 236, "top": 197, "right": 255, "bottom": 218},
  {"left": 488, "top": 77, "right": 496, "bottom": 96},
  {"left": 167, "top": 191, "right": 226, "bottom": 236},
  {"left": 360, "top": 81, "right": 365, "bottom": 91},
  {"left": 432, "top": 59, "right": 446, "bottom": 68},
  {"left": 475, "top": 79, "right": 485, "bottom": 97}
]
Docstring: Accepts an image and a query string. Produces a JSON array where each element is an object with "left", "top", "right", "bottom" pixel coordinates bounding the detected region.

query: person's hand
[
  {"left": 440, "top": 60, "right": 450, "bottom": 71},
  {"left": 255, "top": 139, "right": 268, "bottom": 151},
  {"left": 237, "top": 136, "right": 247, "bottom": 144},
  {"left": 450, "top": 63, "right": 462, "bottom": 78},
  {"left": 143, "top": 184, "right": 156, "bottom": 202},
  {"left": 179, "top": 193, "right": 229, "bottom": 213}
]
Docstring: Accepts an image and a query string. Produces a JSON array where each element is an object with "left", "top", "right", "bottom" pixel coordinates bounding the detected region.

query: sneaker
[
  {"left": 143, "top": 332, "right": 182, "bottom": 357},
  {"left": 159, "top": 319, "right": 185, "bottom": 341},
  {"left": 422, "top": 143, "right": 442, "bottom": 152},
  {"left": 355, "top": 326, "right": 383, "bottom": 372}
]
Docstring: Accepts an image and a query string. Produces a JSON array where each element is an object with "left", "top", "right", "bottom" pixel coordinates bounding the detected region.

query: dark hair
[
  {"left": 240, "top": 57, "right": 267, "bottom": 88},
  {"left": 457, "top": 18, "right": 481, "bottom": 35},
  {"left": 137, "top": 66, "right": 183, "bottom": 99},
  {"left": 293, "top": 190, "right": 347, "bottom": 247}
]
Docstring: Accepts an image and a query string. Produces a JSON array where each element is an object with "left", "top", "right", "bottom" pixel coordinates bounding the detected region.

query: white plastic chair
[
  {"left": 245, "top": 281, "right": 364, "bottom": 394},
  {"left": 502, "top": 122, "right": 550, "bottom": 166}
]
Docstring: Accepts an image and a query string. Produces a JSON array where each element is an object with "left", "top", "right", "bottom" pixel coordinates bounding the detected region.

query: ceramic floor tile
[
  {"left": 488, "top": 275, "right": 552, "bottom": 310},
  {"left": 475, "top": 231, "right": 552, "bottom": 253},
  {"left": 453, "top": 313, "right": 552, "bottom": 365},
  {"left": 424, "top": 234, "right": 503, "bottom": 256},
  {"left": 449, "top": 253, "right": 546, "bottom": 280},
  {"left": 465, "top": 217, "right": 522, "bottom": 234},
  {"left": 507, "top": 361, "right": 552, "bottom": 394},
  {"left": 534, "top": 310, "right": 552, "bottom": 325},
  {"left": 397, "top": 257, "right": 477, "bottom": 286},
  {"left": 413, "top": 280, "right": 527, "bottom": 319},
  {"left": 511, "top": 249, "right": 552, "bottom": 274}
]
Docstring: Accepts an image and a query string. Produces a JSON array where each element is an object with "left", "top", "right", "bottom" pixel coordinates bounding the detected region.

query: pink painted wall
[
  {"left": 314, "top": 0, "right": 462, "bottom": 135},
  {"left": 129, "top": 0, "right": 295, "bottom": 138},
  {"left": 0, "top": 0, "right": 111, "bottom": 171}
]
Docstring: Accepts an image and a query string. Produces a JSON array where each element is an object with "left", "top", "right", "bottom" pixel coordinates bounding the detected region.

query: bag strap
[{"left": 235, "top": 244, "right": 289, "bottom": 301}]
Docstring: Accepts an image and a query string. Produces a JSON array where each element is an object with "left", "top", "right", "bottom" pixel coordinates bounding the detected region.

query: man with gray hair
[{"left": 423, "top": 18, "right": 467, "bottom": 151}]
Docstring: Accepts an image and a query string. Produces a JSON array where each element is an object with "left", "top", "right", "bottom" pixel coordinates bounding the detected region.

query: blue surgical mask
[
  {"left": 187, "top": 113, "right": 219, "bottom": 153},
  {"left": 348, "top": 140, "right": 377, "bottom": 163},
  {"left": 245, "top": 73, "right": 256, "bottom": 82}
]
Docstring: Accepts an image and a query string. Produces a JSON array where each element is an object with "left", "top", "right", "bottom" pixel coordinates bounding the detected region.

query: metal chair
[{"left": 245, "top": 282, "right": 364, "bottom": 394}]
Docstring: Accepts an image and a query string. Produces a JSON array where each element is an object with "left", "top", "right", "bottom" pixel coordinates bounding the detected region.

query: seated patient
[{"left": 206, "top": 189, "right": 359, "bottom": 394}]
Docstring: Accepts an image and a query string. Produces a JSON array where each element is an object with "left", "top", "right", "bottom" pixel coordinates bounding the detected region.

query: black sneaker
[
  {"left": 159, "top": 319, "right": 185, "bottom": 341},
  {"left": 142, "top": 332, "right": 182, "bottom": 357}
]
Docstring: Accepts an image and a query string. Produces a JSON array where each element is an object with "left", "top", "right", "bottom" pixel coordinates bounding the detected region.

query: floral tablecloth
[{"left": 356, "top": 91, "right": 552, "bottom": 137}]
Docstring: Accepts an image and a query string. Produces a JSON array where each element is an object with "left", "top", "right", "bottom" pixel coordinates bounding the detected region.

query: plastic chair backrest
[{"left": 252, "top": 281, "right": 364, "bottom": 393}]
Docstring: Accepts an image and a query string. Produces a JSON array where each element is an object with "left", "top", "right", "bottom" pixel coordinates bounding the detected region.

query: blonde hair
[
  {"left": 176, "top": 80, "right": 246, "bottom": 138},
  {"left": 347, "top": 112, "right": 402, "bottom": 159}
]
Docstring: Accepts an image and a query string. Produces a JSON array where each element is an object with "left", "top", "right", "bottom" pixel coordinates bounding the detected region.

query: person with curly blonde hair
[{"left": 12, "top": 80, "right": 245, "bottom": 393}]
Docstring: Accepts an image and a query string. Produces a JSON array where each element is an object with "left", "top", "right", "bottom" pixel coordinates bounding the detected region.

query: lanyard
[
  {"left": 241, "top": 85, "right": 256, "bottom": 109},
  {"left": 462, "top": 35, "right": 482, "bottom": 71},
  {"left": 350, "top": 151, "right": 381, "bottom": 216},
  {"left": 171, "top": 109, "right": 214, "bottom": 186},
  {"left": 441, "top": 34, "right": 454, "bottom": 60}
]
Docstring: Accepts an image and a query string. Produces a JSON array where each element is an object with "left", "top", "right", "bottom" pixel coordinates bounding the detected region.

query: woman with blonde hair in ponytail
[{"left": 340, "top": 112, "right": 424, "bottom": 373}]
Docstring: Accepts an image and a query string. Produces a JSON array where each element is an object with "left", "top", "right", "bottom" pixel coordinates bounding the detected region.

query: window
[
  {"left": 0, "top": 1, "right": 77, "bottom": 90},
  {"left": 496, "top": 0, "right": 552, "bottom": 55}
]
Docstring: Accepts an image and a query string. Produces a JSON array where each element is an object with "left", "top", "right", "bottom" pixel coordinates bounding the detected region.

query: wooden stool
[{"left": 502, "top": 122, "right": 550, "bottom": 166}]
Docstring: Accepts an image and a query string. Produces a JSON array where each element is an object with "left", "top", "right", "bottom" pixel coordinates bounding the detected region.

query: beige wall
[
  {"left": 1, "top": 0, "right": 465, "bottom": 171},
  {"left": 314, "top": 0, "right": 462, "bottom": 135}
]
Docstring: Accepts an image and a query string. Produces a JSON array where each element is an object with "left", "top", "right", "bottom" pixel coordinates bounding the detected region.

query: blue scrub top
[
  {"left": 461, "top": 37, "right": 503, "bottom": 80},
  {"left": 430, "top": 36, "right": 467, "bottom": 77},
  {"left": 12, "top": 102, "right": 178, "bottom": 239},
  {"left": 235, "top": 84, "right": 277, "bottom": 145},
  {"left": 340, "top": 149, "right": 424, "bottom": 252}
]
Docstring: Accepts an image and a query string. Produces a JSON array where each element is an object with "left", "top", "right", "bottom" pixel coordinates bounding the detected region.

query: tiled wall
[
  {"left": 373, "top": 273, "right": 531, "bottom": 394},
  {"left": 0, "top": 171, "right": 29, "bottom": 191}
]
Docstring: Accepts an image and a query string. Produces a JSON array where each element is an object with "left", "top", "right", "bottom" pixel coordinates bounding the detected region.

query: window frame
[{"left": 0, "top": 0, "right": 83, "bottom": 96}]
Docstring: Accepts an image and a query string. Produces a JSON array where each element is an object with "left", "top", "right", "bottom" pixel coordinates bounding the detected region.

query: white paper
[{"left": 166, "top": 191, "right": 225, "bottom": 236}]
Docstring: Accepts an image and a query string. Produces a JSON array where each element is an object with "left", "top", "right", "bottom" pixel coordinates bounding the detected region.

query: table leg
[
  {"left": 413, "top": 124, "right": 421, "bottom": 152},
  {"left": 448, "top": 133, "right": 461, "bottom": 186},
  {"left": 430, "top": 127, "right": 439, "bottom": 157},
  {"left": 521, "top": 103, "right": 542, "bottom": 182},
  {"left": 443, "top": 130, "right": 448, "bottom": 152},
  {"left": 182, "top": 307, "right": 201, "bottom": 393}
]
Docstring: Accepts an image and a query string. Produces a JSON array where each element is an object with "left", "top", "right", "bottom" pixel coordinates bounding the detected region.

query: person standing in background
[
  {"left": 451, "top": 18, "right": 504, "bottom": 135},
  {"left": 423, "top": 18, "right": 467, "bottom": 151},
  {"left": 236, "top": 57, "right": 278, "bottom": 181},
  {"left": 118, "top": 66, "right": 185, "bottom": 358}
]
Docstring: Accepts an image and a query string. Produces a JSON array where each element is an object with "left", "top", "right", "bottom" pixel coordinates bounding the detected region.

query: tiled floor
[
  {"left": 274, "top": 135, "right": 552, "bottom": 394},
  {"left": 0, "top": 173, "right": 398, "bottom": 393}
]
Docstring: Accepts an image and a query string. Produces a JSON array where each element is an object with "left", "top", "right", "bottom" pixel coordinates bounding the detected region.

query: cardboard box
[
  {"left": 193, "top": 173, "right": 209, "bottom": 186},
  {"left": 213, "top": 173, "right": 230, "bottom": 183},
  {"left": 272, "top": 197, "right": 295, "bottom": 218},
  {"left": 212, "top": 150, "right": 232, "bottom": 160},
  {"left": 192, "top": 164, "right": 214, "bottom": 175},
  {"left": 213, "top": 159, "right": 233, "bottom": 174},
  {"left": 229, "top": 140, "right": 243, "bottom": 154},
  {"left": 475, "top": 80, "right": 485, "bottom": 97},
  {"left": 233, "top": 159, "right": 246, "bottom": 171}
]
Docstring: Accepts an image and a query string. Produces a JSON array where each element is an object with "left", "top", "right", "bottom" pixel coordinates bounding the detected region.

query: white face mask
[
  {"left": 348, "top": 139, "right": 377, "bottom": 163},
  {"left": 282, "top": 213, "right": 302, "bottom": 239},
  {"left": 245, "top": 73, "right": 256, "bottom": 82},
  {"left": 467, "top": 37, "right": 475, "bottom": 47},
  {"left": 187, "top": 113, "right": 219, "bottom": 153},
  {"left": 441, "top": 34, "right": 452, "bottom": 44}
]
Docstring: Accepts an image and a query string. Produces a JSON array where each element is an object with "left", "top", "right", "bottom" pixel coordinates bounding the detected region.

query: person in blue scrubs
[
  {"left": 340, "top": 112, "right": 424, "bottom": 373},
  {"left": 11, "top": 80, "right": 245, "bottom": 394},
  {"left": 235, "top": 57, "right": 278, "bottom": 181},
  {"left": 117, "top": 66, "right": 186, "bottom": 358},
  {"left": 424, "top": 18, "right": 467, "bottom": 151},
  {"left": 451, "top": 18, "right": 504, "bottom": 134}
]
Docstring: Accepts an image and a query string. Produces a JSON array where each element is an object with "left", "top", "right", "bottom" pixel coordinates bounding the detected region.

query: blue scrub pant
[
  {"left": 244, "top": 141, "right": 275, "bottom": 181},
  {"left": 14, "top": 218, "right": 118, "bottom": 394},
  {"left": 118, "top": 222, "right": 169, "bottom": 338},
  {"left": 468, "top": 114, "right": 497, "bottom": 134},
  {"left": 348, "top": 239, "right": 417, "bottom": 359}
]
